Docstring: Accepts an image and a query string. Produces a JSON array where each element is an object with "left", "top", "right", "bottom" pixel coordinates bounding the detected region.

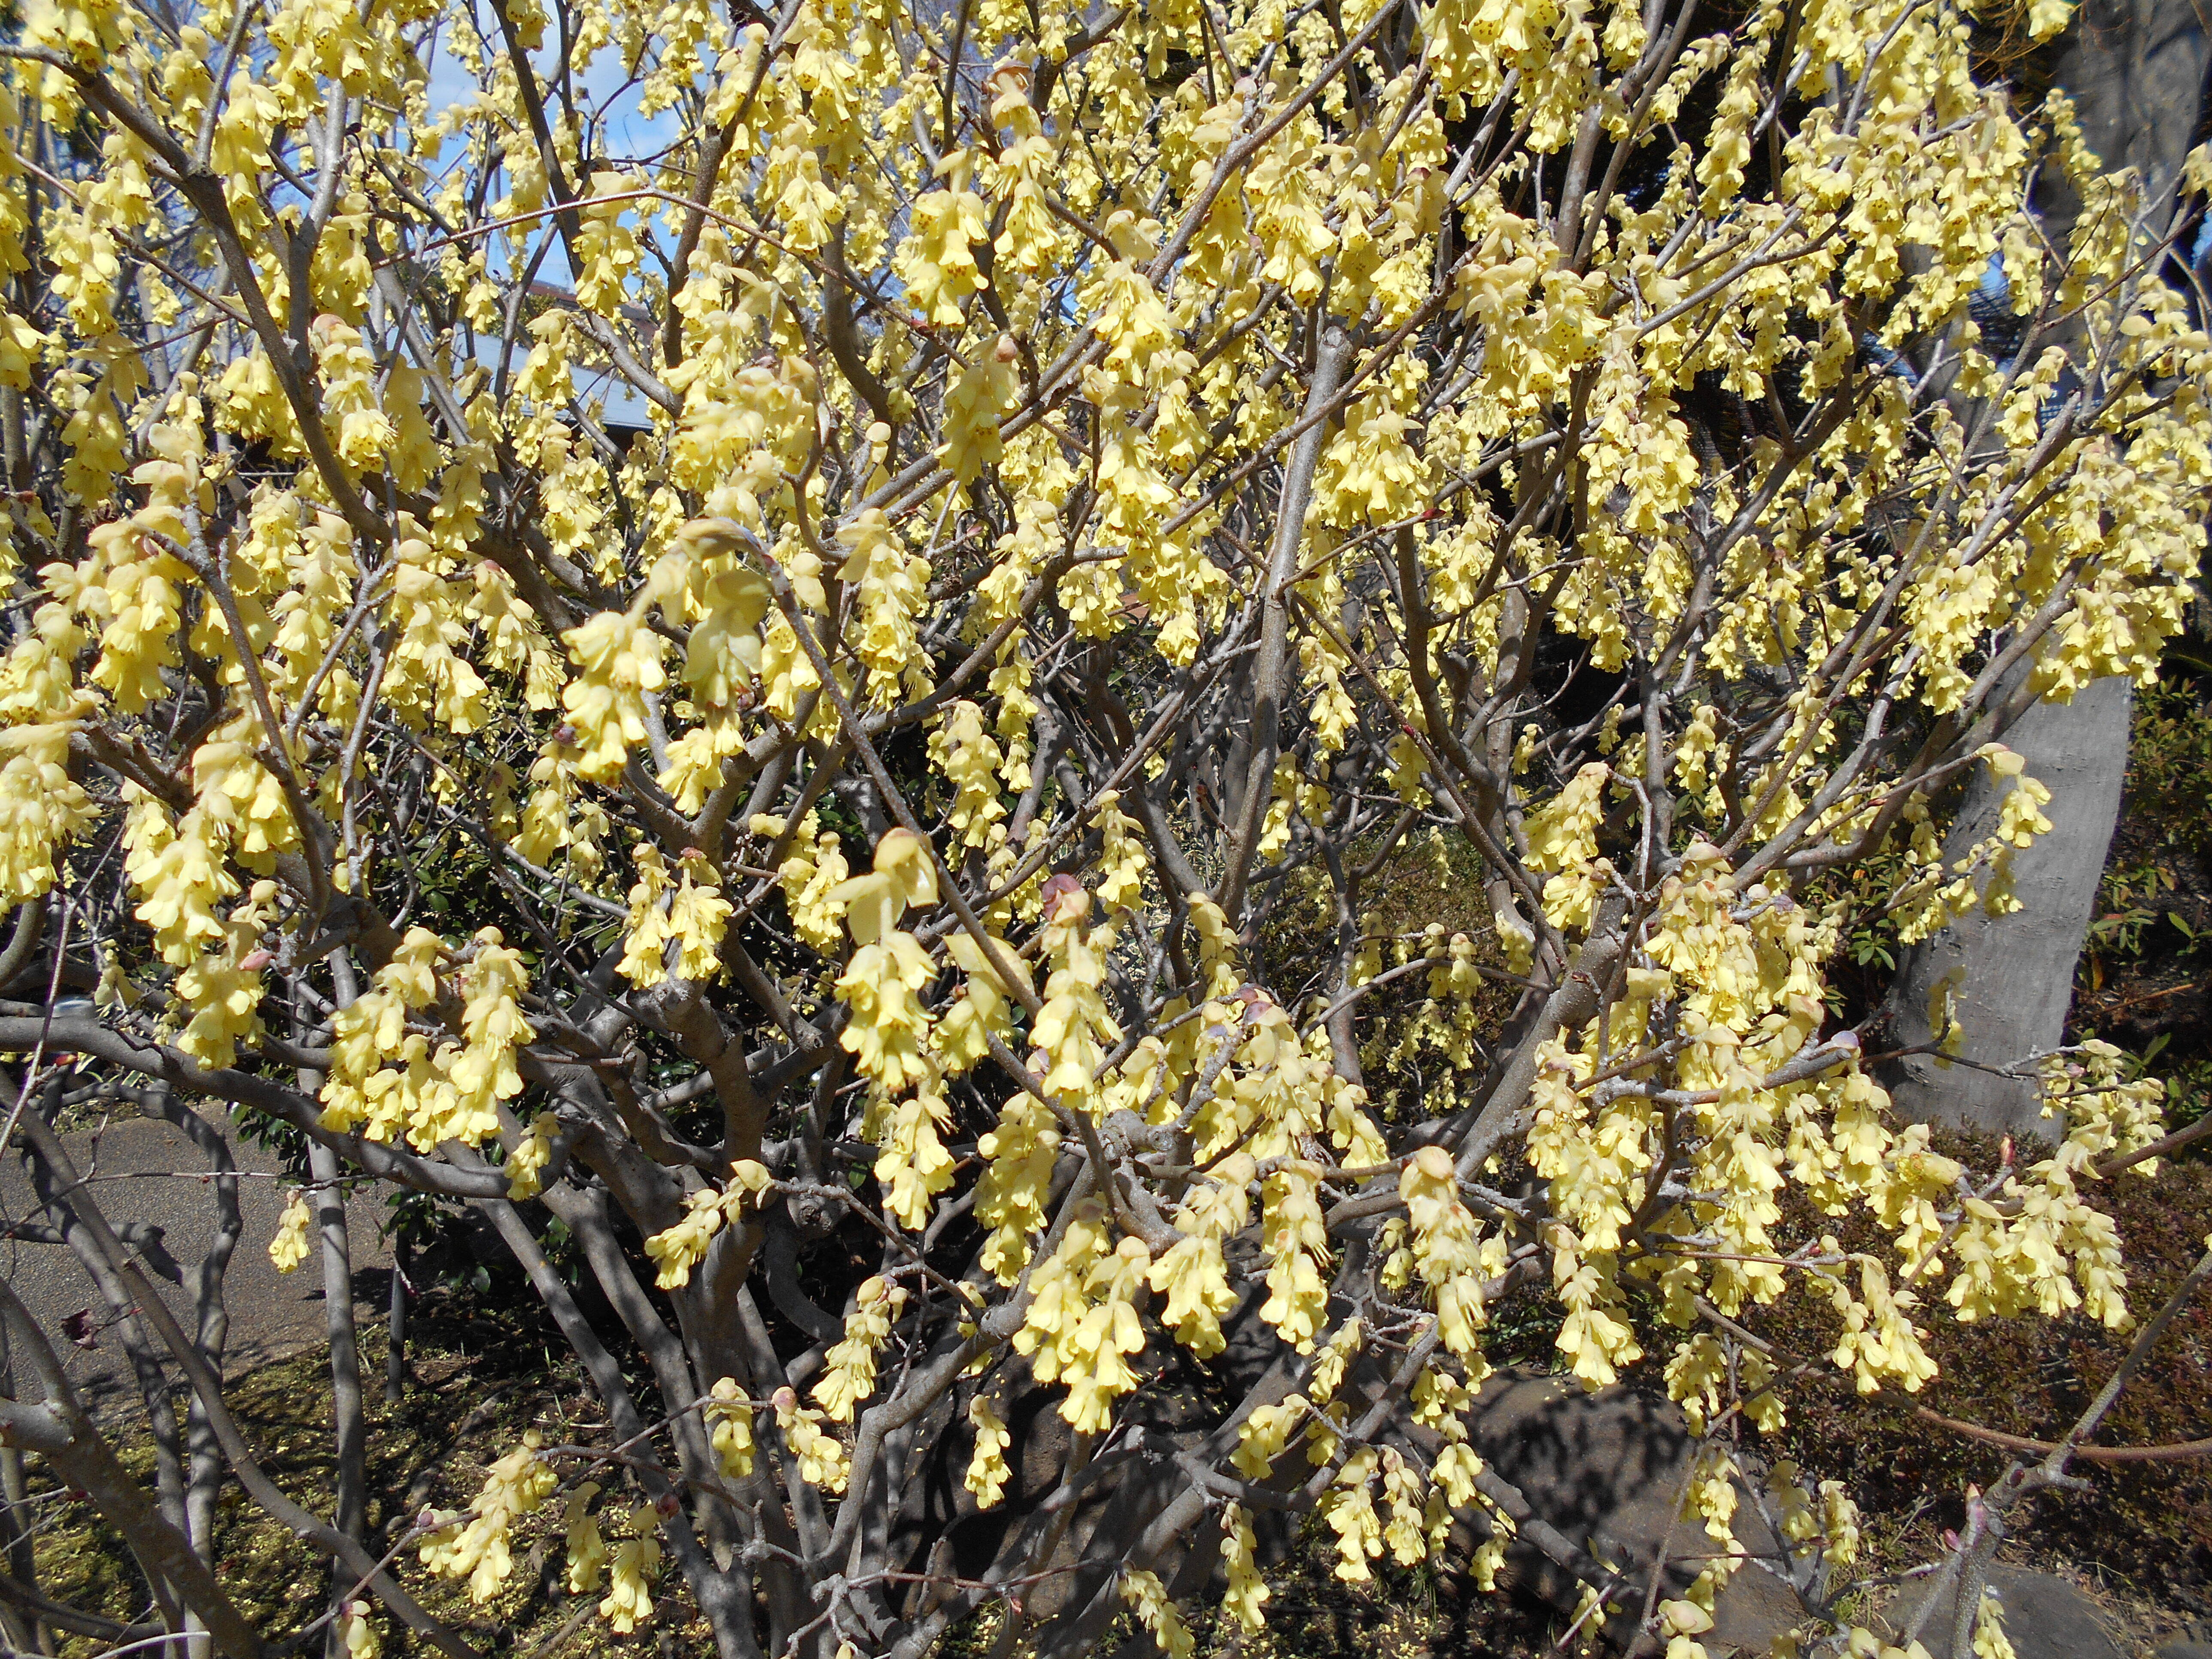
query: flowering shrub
[{"left": 0, "top": 0, "right": 2209, "bottom": 1655}]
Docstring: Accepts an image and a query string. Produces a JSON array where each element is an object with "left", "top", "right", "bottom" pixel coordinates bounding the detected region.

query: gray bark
[
  {"left": 0, "top": 1278, "right": 252, "bottom": 1657},
  {"left": 150, "top": 1088, "right": 244, "bottom": 1659},
  {"left": 1880, "top": 675, "right": 2134, "bottom": 1139},
  {"left": 2053, "top": 0, "right": 2209, "bottom": 193},
  {"left": 384, "top": 1237, "right": 408, "bottom": 1405},
  {"left": 0, "top": 1319, "right": 52, "bottom": 1657},
  {"left": 1878, "top": 0, "right": 2209, "bottom": 1138},
  {"left": 301, "top": 962, "right": 368, "bottom": 1657},
  {"left": 309, "top": 1139, "right": 366, "bottom": 1659},
  {"left": 17, "top": 1078, "right": 194, "bottom": 1543},
  {"left": 8, "top": 1103, "right": 480, "bottom": 1659}
]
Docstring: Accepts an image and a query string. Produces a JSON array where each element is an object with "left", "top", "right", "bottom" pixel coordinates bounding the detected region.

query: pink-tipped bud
[{"left": 1040, "top": 873, "right": 1089, "bottom": 924}]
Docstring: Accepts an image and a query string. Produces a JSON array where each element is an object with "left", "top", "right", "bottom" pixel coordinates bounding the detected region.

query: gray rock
[
  {"left": 2150, "top": 1643, "right": 2212, "bottom": 1659},
  {"left": 1709, "top": 1565, "right": 1809, "bottom": 1657},
  {"left": 1459, "top": 1379, "right": 2138, "bottom": 1659},
  {"left": 1886, "top": 1565, "right": 2125, "bottom": 1659},
  {"left": 1455, "top": 1372, "right": 2135, "bottom": 1659},
  {"left": 1464, "top": 1368, "right": 1807, "bottom": 1654}
]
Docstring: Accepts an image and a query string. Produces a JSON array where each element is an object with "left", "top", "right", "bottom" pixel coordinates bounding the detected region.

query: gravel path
[{"left": 1, "top": 1103, "right": 394, "bottom": 1414}]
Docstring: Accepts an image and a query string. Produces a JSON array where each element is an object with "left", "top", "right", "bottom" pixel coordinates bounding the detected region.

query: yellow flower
[{"left": 269, "top": 1191, "right": 313, "bottom": 1273}]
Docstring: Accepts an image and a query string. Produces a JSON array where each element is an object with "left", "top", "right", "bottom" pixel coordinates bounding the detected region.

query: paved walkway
[{"left": 0, "top": 1103, "right": 393, "bottom": 1413}]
